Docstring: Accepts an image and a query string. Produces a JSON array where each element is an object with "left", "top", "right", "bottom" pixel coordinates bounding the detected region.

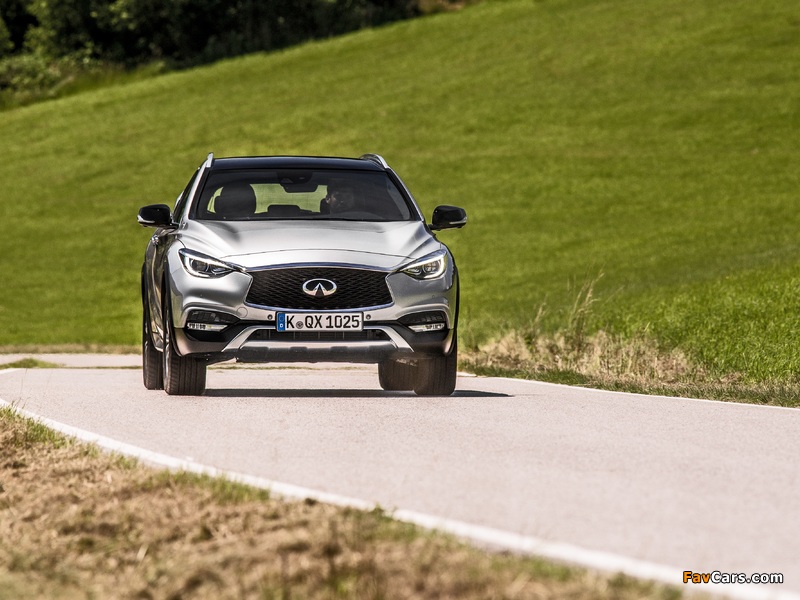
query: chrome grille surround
[{"left": 245, "top": 266, "right": 393, "bottom": 310}]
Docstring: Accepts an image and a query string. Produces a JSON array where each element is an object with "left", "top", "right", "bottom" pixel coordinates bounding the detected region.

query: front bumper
[
  {"left": 165, "top": 247, "right": 459, "bottom": 364},
  {"left": 174, "top": 320, "right": 455, "bottom": 364}
]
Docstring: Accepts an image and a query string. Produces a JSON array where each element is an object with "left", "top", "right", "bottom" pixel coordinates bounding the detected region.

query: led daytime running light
[
  {"left": 401, "top": 251, "right": 448, "bottom": 280},
  {"left": 179, "top": 249, "right": 238, "bottom": 278}
]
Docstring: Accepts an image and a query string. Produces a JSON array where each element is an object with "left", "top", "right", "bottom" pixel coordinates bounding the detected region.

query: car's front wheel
[
  {"left": 162, "top": 289, "right": 207, "bottom": 396},
  {"left": 142, "top": 301, "right": 163, "bottom": 390},
  {"left": 413, "top": 334, "right": 458, "bottom": 396}
]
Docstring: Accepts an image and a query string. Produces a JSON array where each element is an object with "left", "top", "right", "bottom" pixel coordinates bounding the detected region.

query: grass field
[{"left": 1, "top": 0, "right": 799, "bottom": 387}]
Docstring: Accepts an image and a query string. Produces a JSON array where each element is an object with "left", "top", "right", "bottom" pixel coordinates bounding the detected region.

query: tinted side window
[{"left": 173, "top": 169, "right": 199, "bottom": 221}]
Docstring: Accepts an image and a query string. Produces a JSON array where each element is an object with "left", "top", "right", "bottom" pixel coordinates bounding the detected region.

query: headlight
[
  {"left": 179, "top": 249, "right": 239, "bottom": 278},
  {"left": 401, "top": 250, "right": 448, "bottom": 280}
]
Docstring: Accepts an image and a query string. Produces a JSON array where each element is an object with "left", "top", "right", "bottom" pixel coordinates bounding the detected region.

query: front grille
[
  {"left": 248, "top": 329, "right": 390, "bottom": 342},
  {"left": 246, "top": 267, "right": 392, "bottom": 309}
]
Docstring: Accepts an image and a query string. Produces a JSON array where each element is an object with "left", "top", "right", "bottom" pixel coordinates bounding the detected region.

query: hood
[{"left": 178, "top": 219, "right": 441, "bottom": 271}]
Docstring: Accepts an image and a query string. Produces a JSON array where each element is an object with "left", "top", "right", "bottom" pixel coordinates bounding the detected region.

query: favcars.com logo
[{"left": 683, "top": 571, "right": 784, "bottom": 585}]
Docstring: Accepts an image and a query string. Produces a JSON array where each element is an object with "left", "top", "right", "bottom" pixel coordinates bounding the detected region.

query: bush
[
  {"left": 0, "top": 53, "right": 61, "bottom": 93},
  {"left": 0, "top": 15, "right": 12, "bottom": 57}
]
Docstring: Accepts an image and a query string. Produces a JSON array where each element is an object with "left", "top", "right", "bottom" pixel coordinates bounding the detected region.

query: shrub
[
  {"left": 0, "top": 53, "right": 61, "bottom": 93},
  {"left": 0, "top": 15, "right": 12, "bottom": 57}
]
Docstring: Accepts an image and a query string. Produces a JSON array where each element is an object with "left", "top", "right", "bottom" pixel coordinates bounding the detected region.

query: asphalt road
[{"left": 1, "top": 357, "right": 798, "bottom": 599}]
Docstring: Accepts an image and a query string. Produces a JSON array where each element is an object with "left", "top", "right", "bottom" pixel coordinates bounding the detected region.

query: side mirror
[
  {"left": 138, "top": 204, "right": 174, "bottom": 228},
  {"left": 430, "top": 205, "right": 467, "bottom": 230}
]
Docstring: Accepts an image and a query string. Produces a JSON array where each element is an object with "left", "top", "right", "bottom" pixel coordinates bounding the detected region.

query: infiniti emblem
[{"left": 302, "top": 278, "right": 337, "bottom": 298}]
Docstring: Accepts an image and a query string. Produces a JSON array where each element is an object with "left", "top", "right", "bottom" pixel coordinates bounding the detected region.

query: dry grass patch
[
  {"left": 0, "top": 407, "right": 681, "bottom": 599},
  {"left": 464, "top": 328, "right": 700, "bottom": 387},
  {"left": 463, "top": 329, "right": 800, "bottom": 407}
]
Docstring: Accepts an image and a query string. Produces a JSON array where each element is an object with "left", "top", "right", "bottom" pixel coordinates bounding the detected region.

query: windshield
[{"left": 193, "top": 169, "right": 415, "bottom": 222}]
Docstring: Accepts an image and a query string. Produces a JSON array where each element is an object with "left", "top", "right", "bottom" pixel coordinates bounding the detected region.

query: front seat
[{"left": 215, "top": 182, "right": 257, "bottom": 219}]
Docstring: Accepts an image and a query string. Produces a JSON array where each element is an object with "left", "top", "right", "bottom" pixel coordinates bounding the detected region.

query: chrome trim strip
[
  {"left": 371, "top": 325, "right": 413, "bottom": 351},
  {"left": 244, "top": 302, "right": 395, "bottom": 312},
  {"left": 181, "top": 153, "right": 216, "bottom": 227},
  {"left": 224, "top": 327, "right": 262, "bottom": 350},
  {"left": 229, "top": 341, "right": 400, "bottom": 354},
  {"left": 222, "top": 325, "right": 413, "bottom": 353},
  {"left": 359, "top": 153, "right": 389, "bottom": 169},
  {"left": 244, "top": 262, "right": 397, "bottom": 274}
]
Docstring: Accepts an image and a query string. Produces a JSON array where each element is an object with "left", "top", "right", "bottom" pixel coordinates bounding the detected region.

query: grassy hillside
[{"left": 1, "top": 0, "right": 799, "bottom": 382}]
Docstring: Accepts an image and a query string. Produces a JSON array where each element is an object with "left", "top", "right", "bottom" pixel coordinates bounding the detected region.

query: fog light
[
  {"left": 399, "top": 311, "right": 447, "bottom": 331},
  {"left": 186, "top": 309, "right": 239, "bottom": 332},
  {"left": 409, "top": 322, "right": 446, "bottom": 333},
  {"left": 187, "top": 322, "right": 228, "bottom": 332}
]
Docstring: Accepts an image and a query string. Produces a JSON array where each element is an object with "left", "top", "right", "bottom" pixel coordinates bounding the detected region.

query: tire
[
  {"left": 162, "top": 288, "right": 206, "bottom": 396},
  {"left": 378, "top": 359, "right": 415, "bottom": 391},
  {"left": 413, "top": 334, "right": 458, "bottom": 396},
  {"left": 142, "top": 300, "right": 163, "bottom": 390}
]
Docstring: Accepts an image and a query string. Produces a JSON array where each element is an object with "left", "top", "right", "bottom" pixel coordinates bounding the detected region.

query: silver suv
[{"left": 138, "top": 154, "right": 466, "bottom": 396}]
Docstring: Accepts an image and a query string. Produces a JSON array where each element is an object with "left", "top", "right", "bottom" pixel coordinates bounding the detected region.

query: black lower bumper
[{"left": 173, "top": 320, "right": 454, "bottom": 364}]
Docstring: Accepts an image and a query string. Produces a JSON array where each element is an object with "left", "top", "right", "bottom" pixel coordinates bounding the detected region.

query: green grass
[
  {"left": 610, "top": 264, "right": 800, "bottom": 380},
  {"left": 1, "top": 0, "right": 799, "bottom": 383},
  {"left": 0, "top": 405, "right": 71, "bottom": 448},
  {"left": 0, "top": 358, "right": 61, "bottom": 369},
  {"left": 148, "top": 470, "right": 274, "bottom": 505}
]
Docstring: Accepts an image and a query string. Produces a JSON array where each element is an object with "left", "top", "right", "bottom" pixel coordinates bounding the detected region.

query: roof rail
[
  {"left": 204, "top": 152, "right": 215, "bottom": 168},
  {"left": 360, "top": 153, "right": 389, "bottom": 169}
]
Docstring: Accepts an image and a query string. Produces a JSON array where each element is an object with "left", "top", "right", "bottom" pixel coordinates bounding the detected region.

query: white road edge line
[
  {"left": 1, "top": 395, "right": 796, "bottom": 600},
  {"left": 487, "top": 375, "right": 800, "bottom": 413}
]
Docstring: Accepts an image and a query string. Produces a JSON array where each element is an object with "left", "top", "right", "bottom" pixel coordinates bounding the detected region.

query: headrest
[{"left": 216, "top": 183, "right": 257, "bottom": 219}]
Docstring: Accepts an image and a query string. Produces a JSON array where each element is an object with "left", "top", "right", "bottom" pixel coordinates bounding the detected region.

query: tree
[
  {"left": 0, "top": 15, "right": 12, "bottom": 57},
  {"left": 0, "top": 0, "right": 37, "bottom": 54},
  {"left": 24, "top": 0, "right": 117, "bottom": 59},
  {"left": 6, "top": 0, "right": 433, "bottom": 67}
]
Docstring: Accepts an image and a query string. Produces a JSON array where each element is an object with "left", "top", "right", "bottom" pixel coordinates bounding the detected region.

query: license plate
[{"left": 277, "top": 312, "right": 363, "bottom": 332}]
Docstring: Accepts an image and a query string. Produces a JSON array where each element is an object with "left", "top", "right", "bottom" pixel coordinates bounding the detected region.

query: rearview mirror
[
  {"left": 430, "top": 205, "right": 467, "bottom": 230},
  {"left": 138, "top": 204, "right": 174, "bottom": 228}
]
